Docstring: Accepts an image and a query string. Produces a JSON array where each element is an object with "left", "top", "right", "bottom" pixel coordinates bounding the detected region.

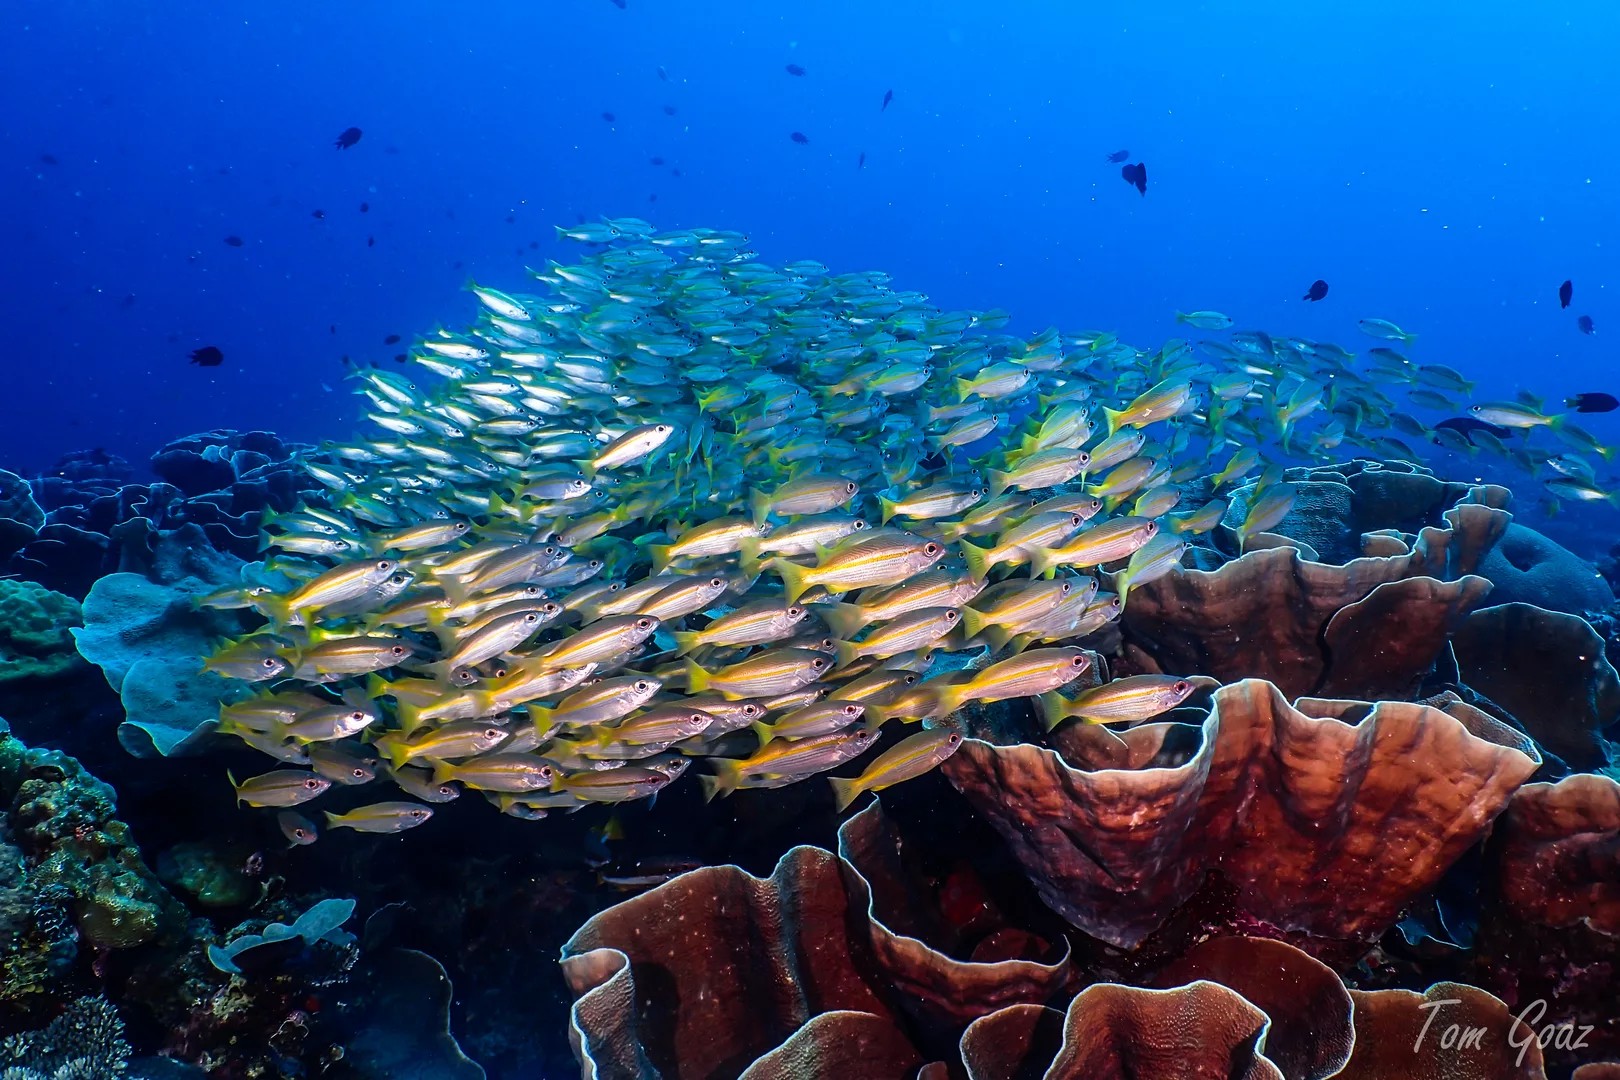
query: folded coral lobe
[{"left": 943, "top": 679, "right": 1542, "bottom": 948}]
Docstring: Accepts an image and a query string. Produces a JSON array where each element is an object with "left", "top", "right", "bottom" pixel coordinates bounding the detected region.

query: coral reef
[
  {"left": 0, "top": 995, "right": 131, "bottom": 1077},
  {"left": 6, "top": 432, "right": 318, "bottom": 598},
  {"left": 0, "top": 581, "right": 85, "bottom": 687},
  {"left": 0, "top": 719, "right": 185, "bottom": 953}
]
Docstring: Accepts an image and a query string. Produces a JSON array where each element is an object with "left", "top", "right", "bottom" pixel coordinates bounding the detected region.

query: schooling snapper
[{"left": 201, "top": 219, "right": 1613, "bottom": 841}]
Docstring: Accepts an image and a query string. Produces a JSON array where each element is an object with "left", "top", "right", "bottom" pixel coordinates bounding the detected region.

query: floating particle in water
[
  {"left": 609, "top": 0, "right": 625, "bottom": 8},
  {"left": 1303, "top": 279, "right": 1329, "bottom": 302},
  {"left": 312, "top": 209, "right": 326, "bottom": 219},
  {"left": 367, "top": 236, "right": 375, "bottom": 247},
  {"left": 1578, "top": 315, "right": 1595, "bottom": 335},
  {"left": 384, "top": 334, "right": 401, "bottom": 345},
  {"left": 671, "top": 167, "right": 682, "bottom": 177},
  {"left": 649, "top": 156, "right": 665, "bottom": 166},
  {"left": 1106, "top": 149, "right": 1129, "bottom": 163},
  {"left": 1121, "top": 162, "right": 1147, "bottom": 195},
  {"left": 602, "top": 111, "right": 616, "bottom": 123},
  {"left": 505, "top": 214, "right": 516, "bottom": 224},
  {"left": 189, "top": 345, "right": 224, "bottom": 367},
  {"left": 790, "top": 131, "right": 809, "bottom": 144},
  {"left": 663, "top": 105, "right": 677, "bottom": 116},
  {"left": 39, "top": 152, "right": 59, "bottom": 165},
  {"left": 858, "top": 151, "right": 866, "bottom": 169},
  {"left": 1559, "top": 279, "right": 1572, "bottom": 308},
  {"left": 882, "top": 89, "right": 893, "bottom": 111},
  {"left": 330, "top": 325, "right": 337, "bottom": 334},
  {"left": 334, "top": 126, "right": 363, "bottom": 149},
  {"left": 360, "top": 201, "right": 370, "bottom": 212},
  {"left": 393, "top": 353, "right": 408, "bottom": 363},
  {"left": 649, "top": 193, "right": 658, "bottom": 203},
  {"left": 657, "top": 65, "right": 668, "bottom": 81},
  {"left": 120, "top": 293, "right": 136, "bottom": 309},
  {"left": 786, "top": 63, "right": 806, "bottom": 76},
  {"left": 223, "top": 235, "right": 244, "bottom": 247}
]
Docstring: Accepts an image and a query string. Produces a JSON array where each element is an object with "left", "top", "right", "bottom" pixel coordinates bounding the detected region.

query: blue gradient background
[{"left": 2, "top": 1, "right": 1613, "bottom": 514}]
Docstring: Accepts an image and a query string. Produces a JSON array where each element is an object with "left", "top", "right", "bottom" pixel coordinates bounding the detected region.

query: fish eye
[
  {"left": 524, "top": 613, "right": 540, "bottom": 623},
  {"left": 261, "top": 657, "right": 280, "bottom": 668},
  {"left": 635, "top": 680, "right": 651, "bottom": 691},
  {"left": 335, "top": 539, "right": 351, "bottom": 550},
  {"left": 376, "top": 560, "right": 392, "bottom": 571},
  {"left": 1071, "top": 655, "right": 1087, "bottom": 666},
  {"left": 391, "top": 645, "right": 409, "bottom": 656},
  {"left": 923, "top": 543, "right": 941, "bottom": 555},
  {"left": 391, "top": 573, "right": 410, "bottom": 585},
  {"left": 539, "top": 765, "right": 555, "bottom": 778},
  {"left": 852, "top": 520, "right": 868, "bottom": 530},
  {"left": 656, "top": 424, "right": 670, "bottom": 433},
  {"left": 903, "top": 674, "right": 918, "bottom": 685},
  {"left": 947, "top": 733, "right": 963, "bottom": 744},
  {"left": 1145, "top": 522, "right": 1158, "bottom": 534},
  {"left": 348, "top": 710, "right": 367, "bottom": 721},
  {"left": 636, "top": 618, "right": 653, "bottom": 629},
  {"left": 589, "top": 559, "right": 603, "bottom": 569},
  {"left": 302, "top": 778, "right": 322, "bottom": 789},
  {"left": 844, "top": 482, "right": 858, "bottom": 493},
  {"left": 812, "top": 657, "right": 828, "bottom": 669},
  {"left": 842, "top": 704, "right": 861, "bottom": 716},
  {"left": 944, "top": 610, "right": 960, "bottom": 621},
  {"left": 351, "top": 767, "right": 368, "bottom": 779},
  {"left": 544, "top": 545, "right": 559, "bottom": 555},
  {"left": 743, "top": 704, "right": 762, "bottom": 717},
  {"left": 710, "top": 577, "right": 725, "bottom": 587}
]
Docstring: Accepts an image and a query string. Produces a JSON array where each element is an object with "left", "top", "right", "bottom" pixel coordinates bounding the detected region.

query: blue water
[{"left": 3, "top": 1, "right": 1615, "bottom": 483}]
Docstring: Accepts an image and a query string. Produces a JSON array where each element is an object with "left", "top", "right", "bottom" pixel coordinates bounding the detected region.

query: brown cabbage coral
[
  {"left": 560, "top": 802, "right": 1554, "bottom": 1080},
  {"left": 1493, "top": 772, "right": 1620, "bottom": 936},
  {"left": 942, "top": 679, "right": 1541, "bottom": 949}
]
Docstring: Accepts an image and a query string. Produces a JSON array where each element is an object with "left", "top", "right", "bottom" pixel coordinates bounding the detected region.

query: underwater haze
[
  {"left": 4, "top": 1, "right": 1615, "bottom": 475},
  {"left": 8, "top": 3, "right": 1620, "bottom": 1079}
]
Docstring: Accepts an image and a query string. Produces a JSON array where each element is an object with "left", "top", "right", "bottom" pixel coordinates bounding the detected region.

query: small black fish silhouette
[
  {"left": 223, "top": 235, "right": 244, "bottom": 247},
  {"left": 312, "top": 209, "right": 325, "bottom": 219},
  {"left": 330, "top": 325, "right": 337, "bottom": 334},
  {"left": 1578, "top": 315, "right": 1595, "bottom": 335},
  {"left": 649, "top": 193, "right": 658, "bottom": 203},
  {"left": 360, "top": 201, "right": 369, "bottom": 212},
  {"left": 334, "top": 127, "right": 362, "bottom": 150},
  {"left": 1121, "top": 162, "right": 1147, "bottom": 195},
  {"left": 1106, "top": 149, "right": 1130, "bottom": 163},
  {"left": 650, "top": 156, "right": 665, "bottom": 166},
  {"left": 1303, "top": 279, "right": 1329, "bottom": 302},
  {"left": 858, "top": 151, "right": 866, "bottom": 169},
  {"left": 393, "top": 353, "right": 408, "bottom": 363},
  {"left": 1566, "top": 392, "right": 1618, "bottom": 413},
  {"left": 384, "top": 334, "right": 401, "bottom": 345},
  {"left": 663, "top": 105, "right": 677, "bottom": 116},
  {"left": 367, "top": 236, "right": 375, "bottom": 247},
  {"left": 505, "top": 214, "right": 516, "bottom": 223},
  {"left": 785, "top": 63, "right": 807, "bottom": 76},
  {"left": 189, "top": 345, "right": 224, "bottom": 367},
  {"left": 882, "top": 89, "right": 893, "bottom": 111},
  {"left": 39, "top": 153, "right": 59, "bottom": 166},
  {"left": 602, "top": 111, "right": 616, "bottom": 123},
  {"left": 609, "top": 0, "right": 625, "bottom": 8},
  {"left": 790, "top": 131, "right": 809, "bottom": 145},
  {"left": 657, "top": 66, "right": 668, "bottom": 81},
  {"left": 1559, "top": 279, "right": 1573, "bottom": 308}
]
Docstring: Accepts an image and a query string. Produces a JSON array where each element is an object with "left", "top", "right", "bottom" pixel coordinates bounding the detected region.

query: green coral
[
  {"left": 157, "top": 842, "right": 254, "bottom": 908},
  {"left": 0, "top": 720, "right": 184, "bottom": 950},
  {"left": 0, "top": 581, "right": 84, "bottom": 685}
]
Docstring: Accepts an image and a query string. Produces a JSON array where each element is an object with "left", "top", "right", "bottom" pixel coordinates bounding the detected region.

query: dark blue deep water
[
  {"left": 5, "top": 4, "right": 1620, "bottom": 1078},
  {"left": 4, "top": 2, "right": 1615, "bottom": 485}
]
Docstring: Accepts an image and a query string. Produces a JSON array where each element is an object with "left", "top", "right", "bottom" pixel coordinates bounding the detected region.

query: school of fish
[{"left": 200, "top": 218, "right": 1617, "bottom": 841}]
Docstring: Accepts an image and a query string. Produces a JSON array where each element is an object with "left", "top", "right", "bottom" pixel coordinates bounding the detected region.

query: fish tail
[
  {"left": 979, "top": 624, "right": 1013, "bottom": 652},
  {"left": 986, "top": 468, "right": 1013, "bottom": 499},
  {"left": 396, "top": 701, "right": 427, "bottom": 734},
  {"left": 1028, "top": 546, "right": 1058, "bottom": 579},
  {"left": 684, "top": 659, "right": 712, "bottom": 694},
  {"left": 1038, "top": 692, "right": 1073, "bottom": 731},
  {"left": 226, "top": 769, "right": 242, "bottom": 807},
  {"left": 429, "top": 760, "right": 457, "bottom": 785},
  {"left": 877, "top": 495, "right": 899, "bottom": 526},
  {"left": 750, "top": 721, "right": 775, "bottom": 749},
  {"left": 647, "top": 544, "right": 675, "bottom": 575},
  {"left": 1546, "top": 413, "right": 1567, "bottom": 432},
  {"left": 671, "top": 630, "right": 703, "bottom": 656},
  {"left": 1101, "top": 406, "right": 1127, "bottom": 437},
  {"left": 828, "top": 775, "right": 864, "bottom": 813},
  {"left": 953, "top": 377, "right": 975, "bottom": 401},
  {"left": 831, "top": 639, "right": 862, "bottom": 668},
  {"left": 699, "top": 761, "right": 741, "bottom": 802},
  {"left": 958, "top": 606, "right": 990, "bottom": 642},
  {"left": 379, "top": 740, "right": 410, "bottom": 771},
  {"left": 259, "top": 594, "right": 296, "bottom": 628},
  {"left": 817, "top": 602, "right": 868, "bottom": 641},
  {"left": 770, "top": 558, "right": 813, "bottom": 604},
  {"left": 748, "top": 488, "right": 773, "bottom": 527},
  {"left": 1173, "top": 311, "right": 1189, "bottom": 325},
  {"left": 1402, "top": 332, "right": 1418, "bottom": 347},
  {"left": 959, "top": 538, "right": 995, "bottom": 581},
  {"left": 322, "top": 811, "right": 344, "bottom": 827}
]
